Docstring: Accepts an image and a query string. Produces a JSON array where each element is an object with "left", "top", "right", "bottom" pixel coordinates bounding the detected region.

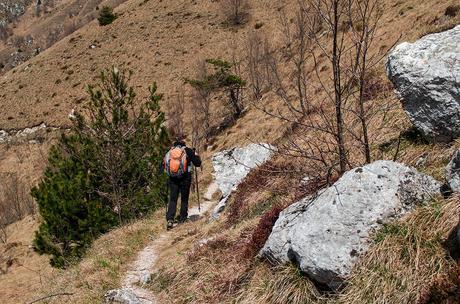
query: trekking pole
[
  {"left": 195, "top": 167, "right": 201, "bottom": 213},
  {"left": 193, "top": 147, "right": 201, "bottom": 213}
]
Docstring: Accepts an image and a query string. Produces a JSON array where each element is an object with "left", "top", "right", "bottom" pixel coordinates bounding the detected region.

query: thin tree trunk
[
  {"left": 359, "top": 41, "right": 371, "bottom": 163},
  {"left": 332, "top": 0, "right": 347, "bottom": 174}
]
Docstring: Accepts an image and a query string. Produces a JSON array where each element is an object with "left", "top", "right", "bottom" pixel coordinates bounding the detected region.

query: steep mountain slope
[
  {"left": 0, "top": 0, "right": 128, "bottom": 73},
  {"left": 1, "top": 0, "right": 456, "bottom": 131},
  {"left": 0, "top": 0, "right": 459, "bottom": 303}
]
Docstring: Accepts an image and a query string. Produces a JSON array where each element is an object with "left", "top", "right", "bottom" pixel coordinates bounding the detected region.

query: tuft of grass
[
  {"left": 374, "top": 222, "right": 409, "bottom": 243},
  {"left": 254, "top": 21, "right": 264, "bottom": 29},
  {"left": 234, "top": 264, "right": 326, "bottom": 304}
]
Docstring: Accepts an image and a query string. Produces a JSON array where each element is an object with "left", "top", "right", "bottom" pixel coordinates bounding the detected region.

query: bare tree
[
  {"left": 246, "top": 0, "right": 394, "bottom": 177},
  {"left": 0, "top": 173, "right": 36, "bottom": 243},
  {"left": 0, "top": 26, "right": 12, "bottom": 42},
  {"left": 246, "top": 31, "right": 272, "bottom": 101},
  {"left": 220, "top": 0, "right": 250, "bottom": 26},
  {"left": 188, "top": 60, "right": 212, "bottom": 144},
  {"left": 167, "top": 89, "right": 186, "bottom": 139}
]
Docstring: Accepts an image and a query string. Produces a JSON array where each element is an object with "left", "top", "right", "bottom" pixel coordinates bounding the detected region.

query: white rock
[
  {"left": 386, "top": 25, "right": 460, "bottom": 141},
  {"left": 211, "top": 143, "right": 275, "bottom": 217},
  {"left": 17, "top": 123, "right": 47, "bottom": 137},
  {"left": 211, "top": 195, "right": 230, "bottom": 219},
  {"left": 445, "top": 149, "right": 460, "bottom": 193},
  {"left": 139, "top": 273, "right": 152, "bottom": 285},
  {"left": 104, "top": 289, "right": 141, "bottom": 304},
  {"left": 260, "top": 160, "right": 440, "bottom": 290},
  {"left": 0, "top": 130, "right": 8, "bottom": 143}
]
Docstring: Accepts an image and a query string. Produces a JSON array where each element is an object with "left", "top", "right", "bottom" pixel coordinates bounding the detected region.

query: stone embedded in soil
[
  {"left": 386, "top": 25, "right": 460, "bottom": 141},
  {"left": 211, "top": 143, "right": 275, "bottom": 218},
  {"left": 104, "top": 289, "right": 141, "bottom": 304},
  {"left": 446, "top": 148, "right": 460, "bottom": 193},
  {"left": 260, "top": 160, "right": 440, "bottom": 290}
]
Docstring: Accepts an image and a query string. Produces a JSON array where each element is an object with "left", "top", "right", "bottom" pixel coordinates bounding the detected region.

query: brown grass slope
[
  {"left": 0, "top": 0, "right": 456, "bottom": 131},
  {"left": 0, "top": 0, "right": 283, "bottom": 133},
  {"left": 0, "top": 0, "right": 460, "bottom": 303}
]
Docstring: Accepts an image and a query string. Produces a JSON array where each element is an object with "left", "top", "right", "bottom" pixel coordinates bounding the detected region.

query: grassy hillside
[{"left": 0, "top": 0, "right": 459, "bottom": 303}]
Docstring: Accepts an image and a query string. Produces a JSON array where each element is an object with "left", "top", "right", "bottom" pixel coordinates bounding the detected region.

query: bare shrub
[
  {"left": 444, "top": 5, "right": 460, "bottom": 17},
  {"left": 243, "top": 204, "right": 284, "bottom": 258},
  {"left": 188, "top": 60, "right": 212, "bottom": 145},
  {"left": 220, "top": 0, "right": 250, "bottom": 26},
  {"left": 246, "top": 0, "right": 397, "bottom": 178},
  {"left": 166, "top": 89, "right": 186, "bottom": 139},
  {"left": 0, "top": 173, "right": 36, "bottom": 243},
  {"left": 63, "top": 20, "right": 78, "bottom": 37},
  {"left": 0, "top": 26, "right": 12, "bottom": 42},
  {"left": 246, "top": 30, "right": 272, "bottom": 101},
  {"left": 44, "top": 27, "right": 63, "bottom": 48}
]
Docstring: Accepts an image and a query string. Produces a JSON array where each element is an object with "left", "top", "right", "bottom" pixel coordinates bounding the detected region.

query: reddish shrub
[
  {"left": 226, "top": 160, "right": 294, "bottom": 225},
  {"left": 362, "top": 71, "right": 393, "bottom": 101},
  {"left": 243, "top": 204, "right": 285, "bottom": 258},
  {"left": 293, "top": 175, "right": 338, "bottom": 202}
]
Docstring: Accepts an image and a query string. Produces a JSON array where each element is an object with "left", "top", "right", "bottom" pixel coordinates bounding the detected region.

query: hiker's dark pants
[{"left": 166, "top": 176, "right": 191, "bottom": 222}]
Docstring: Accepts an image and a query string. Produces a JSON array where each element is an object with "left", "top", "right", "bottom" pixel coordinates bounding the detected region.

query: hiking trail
[{"left": 117, "top": 181, "right": 219, "bottom": 304}]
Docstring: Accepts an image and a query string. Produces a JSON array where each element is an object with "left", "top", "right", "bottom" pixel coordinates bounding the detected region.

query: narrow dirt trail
[{"left": 118, "top": 182, "right": 219, "bottom": 304}]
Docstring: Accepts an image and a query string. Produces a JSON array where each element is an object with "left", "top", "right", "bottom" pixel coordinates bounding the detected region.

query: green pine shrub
[
  {"left": 32, "top": 67, "right": 169, "bottom": 267},
  {"left": 98, "top": 6, "right": 117, "bottom": 26},
  {"left": 186, "top": 58, "right": 246, "bottom": 119}
]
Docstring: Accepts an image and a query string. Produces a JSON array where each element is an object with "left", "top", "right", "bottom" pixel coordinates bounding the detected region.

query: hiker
[{"left": 161, "top": 138, "right": 201, "bottom": 230}]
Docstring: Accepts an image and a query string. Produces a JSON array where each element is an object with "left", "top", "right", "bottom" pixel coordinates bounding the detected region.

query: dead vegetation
[
  {"left": 339, "top": 197, "right": 460, "bottom": 304},
  {"left": 2, "top": 0, "right": 460, "bottom": 302},
  {"left": 0, "top": 173, "right": 35, "bottom": 243},
  {"left": 0, "top": 0, "right": 128, "bottom": 75},
  {"left": 220, "top": 0, "right": 250, "bottom": 26}
]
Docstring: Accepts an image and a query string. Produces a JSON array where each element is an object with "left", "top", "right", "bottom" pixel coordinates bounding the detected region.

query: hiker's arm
[
  {"left": 187, "top": 148, "right": 202, "bottom": 167},
  {"left": 158, "top": 157, "right": 165, "bottom": 173}
]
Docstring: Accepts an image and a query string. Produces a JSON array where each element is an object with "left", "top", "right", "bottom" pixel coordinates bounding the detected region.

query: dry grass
[
  {"left": 0, "top": 207, "right": 165, "bottom": 303},
  {"left": 149, "top": 216, "right": 256, "bottom": 304},
  {"left": 1, "top": 0, "right": 460, "bottom": 302},
  {"left": 234, "top": 264, "right": 326, "bottom": 304},
  {"left": 151, "top": 194, "right": 460, "bottom": 304},
  {"left": 339, "top": 197, "right": 460, "bottom": 304},
  {"left": 379, "top": 130, "right": 460, "bottom": 181}
]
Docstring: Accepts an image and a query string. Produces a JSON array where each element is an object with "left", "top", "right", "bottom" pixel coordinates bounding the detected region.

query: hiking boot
[
  {"left": 166, "top": 221, "right": 174, "bottom": 230},
  {"left": 178, "top": 218, "right": 189, "bottom": 224}
]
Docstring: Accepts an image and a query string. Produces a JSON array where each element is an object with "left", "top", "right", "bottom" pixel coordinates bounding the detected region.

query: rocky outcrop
[
  {"left": 446, "top": 149, "right": 460, "bottom": 193},
  {"left": 260, "top": 160, "right": 440, "bottom": 290},
  {"left": 0, "top": 123, "right": 62, "bottom": 144},
  {"left": 0, "top": 0, "right": 32, "bottom": 25},
  {"left": 104, "top": 289, "right": 141, "bottom": 304},
  {"left": 211, "top": 143, "right": 274, "bottom": 218},
  {"left": 386, "top": 25, "right": 460, "bottom": 141}
]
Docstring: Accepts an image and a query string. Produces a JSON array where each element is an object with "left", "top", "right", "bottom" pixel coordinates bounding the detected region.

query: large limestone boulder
[
  {"left": 211, "top": 143, "right": 274, "bottom": 217},
  {"left": 446, "top": 149, "right": 460, "bottom": 193},
  {"left": 386, "top": 25, "right": 460, "bottom": 141},
  {"left": 260, "top": 160, "right": 440, "bottom": 289}
]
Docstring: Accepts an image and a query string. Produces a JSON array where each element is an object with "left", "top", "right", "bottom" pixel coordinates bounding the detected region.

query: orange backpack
[{"left": 165, "top": 146, "right": 188, "bottom": 177}]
